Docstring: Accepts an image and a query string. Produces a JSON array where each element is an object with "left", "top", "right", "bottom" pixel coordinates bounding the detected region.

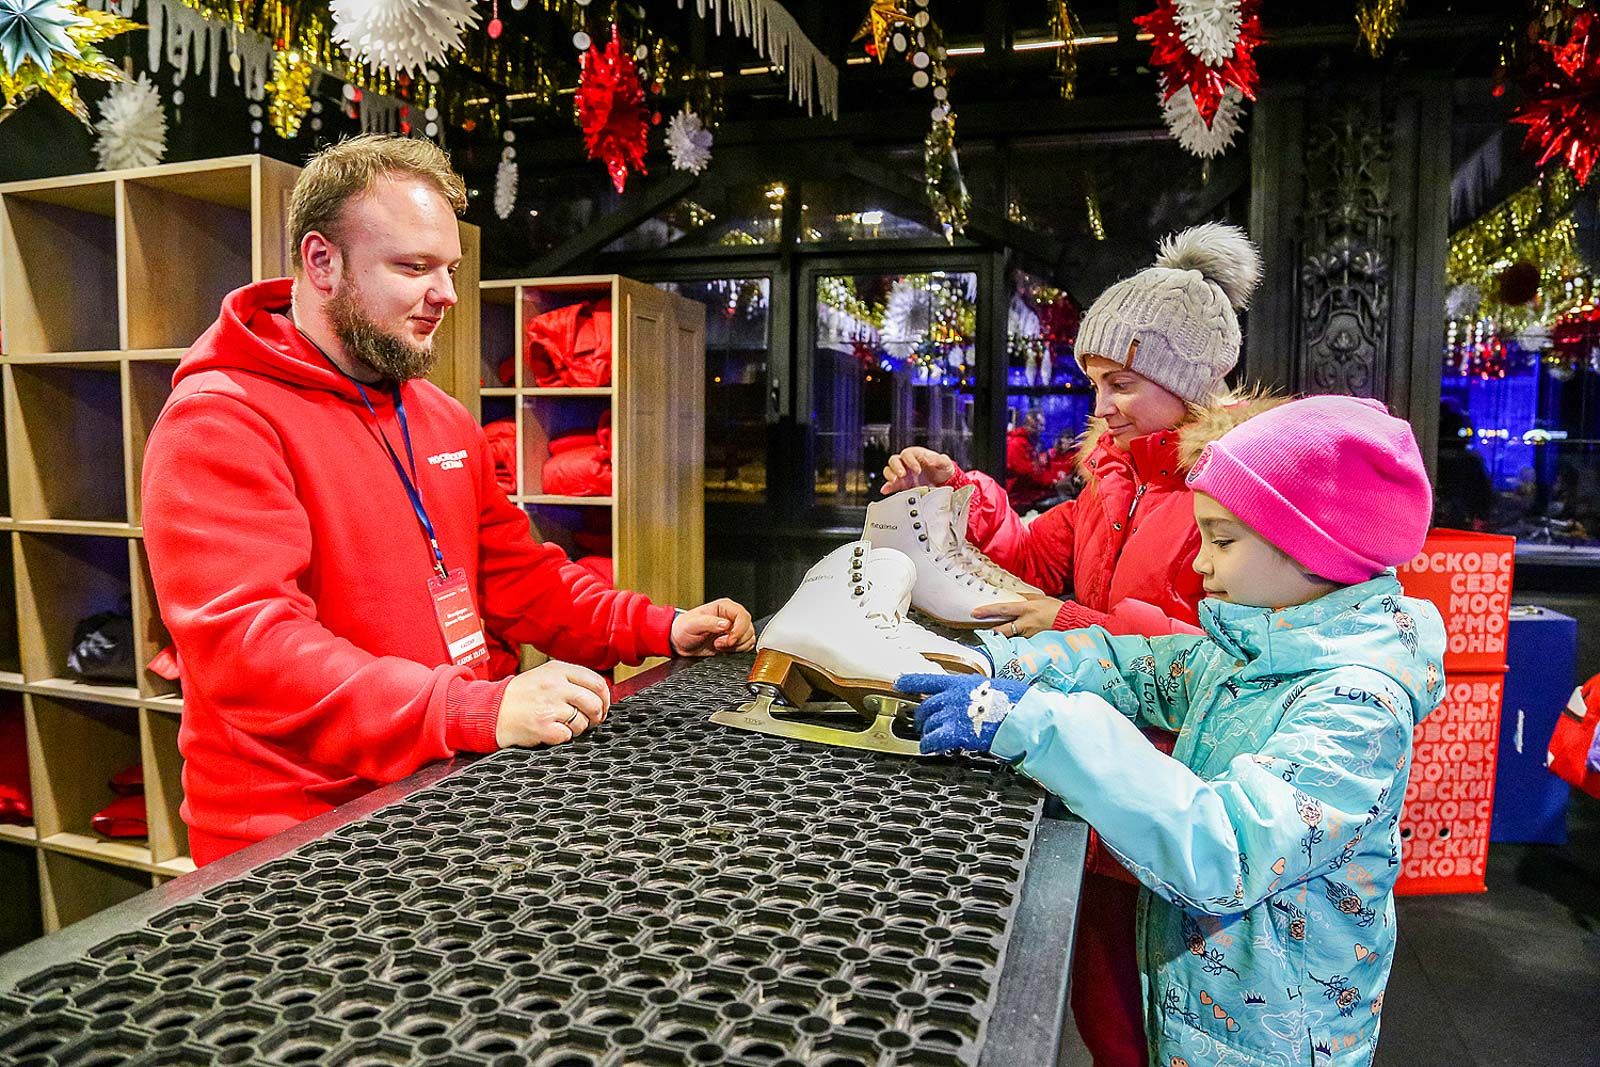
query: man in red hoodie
[{"left": 141, "top": 135, "right": 754, "bottom": 865}]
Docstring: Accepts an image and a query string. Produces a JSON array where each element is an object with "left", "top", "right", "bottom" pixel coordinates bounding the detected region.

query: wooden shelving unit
[
  {"left": 481, "top": 276, "right": 705, "bottom": 681},
  {"left": 0, "top": 155, "right": 483, "bottom": 943}
]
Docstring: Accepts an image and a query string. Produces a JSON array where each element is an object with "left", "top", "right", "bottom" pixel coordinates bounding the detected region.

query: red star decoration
[
  {"left": 576, "top": 27, "right": 650, "bottom": 193},
  {"left": 1136, "top": 0, "right": 1264, "bottom": 128},
  {"left": 1512, "top": 12, "right": 1600, "bottom": 186}
]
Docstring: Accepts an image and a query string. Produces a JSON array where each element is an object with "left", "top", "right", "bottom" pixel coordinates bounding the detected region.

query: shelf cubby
[
  {"left": 6, "top": 363, "right": 128, "bottom": 524},
  {"left": 38, "top": 849, "right": 149, "bottom": 933},
  {"left": 131, "top": 541, "right": 178, "bottom": 701},
  {"left": 124, "top": 359, "right": 178, "bottom": 527},
  {"left": 140, "top": 708, "right": 186, "bottom": 866},
  {"left": 0, "top": 533, "right": 18, "bottom": 676},
  {"left": 26, "top": 695, "right": 143, "bottom": 847},
  {"left": 121, "top": 169, "right": 255, "bottom": 351},
  {"left": 520, "top": 394, "right": 613, "bottom": 498},
  {"left": 15, "top": 534, "right": 136, "bottom": 697},
  {"left": 481, "top": 283, "right": 517, "bottom": 389},
  {"left": 0, "top": 179, "right": 121, "bottom": 357},
  {"left": 0, "top": 840, "right": 43, "bottom": 951}
]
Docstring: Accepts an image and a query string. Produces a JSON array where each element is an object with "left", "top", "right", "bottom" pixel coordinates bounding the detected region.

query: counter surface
[{"left": 0, "top": 655, "right": 1087, "bottom": 1066}]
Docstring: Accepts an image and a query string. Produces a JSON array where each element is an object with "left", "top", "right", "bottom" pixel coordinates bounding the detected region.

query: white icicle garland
[
  {"left": 1172, "top": 0, "right": 1242, "bottom": 66},
  {"left": 84, "top": 0, "right": 273, "bottom": 101},
  {"left": 1161, "top": 80, "right": 1244, "bottom": 159},
  {"left": 675, "top": 0, "right": 837, "bottom": 119},
  {"left": 330, "top": 0, "right": 480, "bottom": 78},
  {"left": 94, "top": 73, "right": 167, "bottom": 170},
  {"left": 494, "top": 158, "right": 517, "bottom": 220},
  {"left": 358, "top": 90, "right": 401, "bottom": 133},
  {"left": 666, "top": 107, "right": 713, "bottom": 174}
]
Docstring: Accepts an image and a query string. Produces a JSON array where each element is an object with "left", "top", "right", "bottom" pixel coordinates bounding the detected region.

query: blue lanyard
[
  {"left": 350, "top": 379, "right": 448, "bottom": 580},
  {"left": 304, "top": 332, "right": 448, "bottom": 579}
]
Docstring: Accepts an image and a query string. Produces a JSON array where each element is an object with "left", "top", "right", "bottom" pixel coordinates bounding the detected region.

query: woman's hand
[
  {"left": 881, "top": 447, "right": 957, "bottom": 495},
  {"left": 973, "top": 596, "right": 1066, "bottom": 639}
]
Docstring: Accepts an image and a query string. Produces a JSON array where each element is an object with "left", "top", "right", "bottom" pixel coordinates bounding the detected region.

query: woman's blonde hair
[{"left": 288, "top": 134, "right": 468, "bottom": 269}]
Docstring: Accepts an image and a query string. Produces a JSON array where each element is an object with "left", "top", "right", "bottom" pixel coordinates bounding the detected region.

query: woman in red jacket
[{"left": 882, "top": 222, "right": 1273, "bottom": 1067}]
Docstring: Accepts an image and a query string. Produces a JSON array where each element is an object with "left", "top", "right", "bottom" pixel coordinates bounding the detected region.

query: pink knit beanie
[{"left": 1186, "top": 395, "right": 1433, "bottom": 585}]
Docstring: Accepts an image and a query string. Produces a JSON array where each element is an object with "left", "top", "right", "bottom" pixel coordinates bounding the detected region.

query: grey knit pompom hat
[{"left": 1073, "top": 222, "right": 1262, "bottom": 403}]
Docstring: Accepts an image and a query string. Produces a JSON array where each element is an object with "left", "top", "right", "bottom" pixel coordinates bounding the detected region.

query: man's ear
[{"left": 300, "top": 231, "right": 342, "bottom": 296}]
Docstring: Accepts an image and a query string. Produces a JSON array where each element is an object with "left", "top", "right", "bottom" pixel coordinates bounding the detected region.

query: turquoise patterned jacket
[{"left": 980, "top": 573, "right": 1446, "bottom": 1067}]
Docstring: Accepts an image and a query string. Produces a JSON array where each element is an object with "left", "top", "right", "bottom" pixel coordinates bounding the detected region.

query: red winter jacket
[
  {"left": 954, "top": 423, "right": 1206, "bottom": 636},
  {"left": 142, "top": 280, "right": 674, "bottom": 863}
]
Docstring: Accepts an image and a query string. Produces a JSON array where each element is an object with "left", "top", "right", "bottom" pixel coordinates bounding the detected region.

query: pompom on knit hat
[
  {"left": 1186, "top": 395, "right": 1433, "bottom": 585},
  {"left": 1074, "top": 222, "right": 1262, "bottom": 403}
]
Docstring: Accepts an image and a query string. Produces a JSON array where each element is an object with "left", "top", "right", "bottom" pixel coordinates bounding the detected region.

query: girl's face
[
  {"left": 1191, "top": 493, "right": 1340, "bottom": 609},
  {"left": 1082, "top": 356, "right": 1190, "bottom": 448}
]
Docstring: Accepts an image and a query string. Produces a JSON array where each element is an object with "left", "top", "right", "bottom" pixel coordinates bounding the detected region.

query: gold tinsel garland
[
  {"left": 1447, "top": 168, "right": 1587, "bottom": 331},
  {"left": 1355, "top": 0, "right": 1406, "bottom": 58},
  {"left": 1049, "top": 0, "right": 1081, "bottom": 101},
  {"left": 267, "top": 40, "right": 315, "bottom": 138}
]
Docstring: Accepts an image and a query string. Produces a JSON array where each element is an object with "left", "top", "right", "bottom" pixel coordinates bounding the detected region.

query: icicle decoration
[
  {"left": 94, "top": 71, "right": 167, "bottom": 169},
  {"left": 84, "top": 0, "right": 271, "bottom": 100},
  {"left": 1160, "top": 79, "right": 1245, "bottom": 158},
  {"left": 494, "top": 156, "right": 517, "bottom": 219},
  {"left": 674, "top": 0, "right": 837, "bottom": 118},
  {"left": 1172, "top": 0, "right": 1242, "bottom": 66},
  {"left": 358, "top": 89, "right": 401, "bottom": 133}
]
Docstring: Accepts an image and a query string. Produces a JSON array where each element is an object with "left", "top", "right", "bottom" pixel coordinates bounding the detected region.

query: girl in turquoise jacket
[{"left": 901, "top": 396, "right": 1447, "bottom": 1067}]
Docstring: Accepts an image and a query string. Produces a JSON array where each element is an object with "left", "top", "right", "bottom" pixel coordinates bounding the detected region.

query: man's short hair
[{"left": 288, "top": 134, "right": 469, "bottom": 270}]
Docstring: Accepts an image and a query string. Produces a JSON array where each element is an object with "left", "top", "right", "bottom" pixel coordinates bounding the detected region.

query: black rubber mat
[{"left": 0, "top": 655, "right": 1044, "bottom": 1066}]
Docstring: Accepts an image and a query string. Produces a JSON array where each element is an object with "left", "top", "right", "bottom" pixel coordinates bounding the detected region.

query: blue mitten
[{"left": 896, "top": 673, "right": 1031, "bottom": 755}]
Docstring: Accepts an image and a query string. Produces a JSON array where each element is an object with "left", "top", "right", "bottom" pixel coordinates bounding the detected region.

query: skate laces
[{"left": 849, "top": 548, "right": 919, "bottom": 643}]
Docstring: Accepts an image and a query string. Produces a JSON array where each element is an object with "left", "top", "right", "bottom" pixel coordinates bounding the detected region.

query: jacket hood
[
  {"left": 1076, "top": 385, "right": 1292, "bottom": 476},
  {"left": 173, "top": 279, "right": 368, "bottom": 402},
  {"left": 1176, "top": 384, "right": 1294, "bottom": 470},
  {"left": 1199, "top": 572, "right": 1447, "bottom": 722}
]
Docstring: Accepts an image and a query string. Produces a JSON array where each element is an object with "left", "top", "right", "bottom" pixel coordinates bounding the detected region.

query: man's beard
[{"left": 327, "top": 280, "right": 440, "bottom": 382}]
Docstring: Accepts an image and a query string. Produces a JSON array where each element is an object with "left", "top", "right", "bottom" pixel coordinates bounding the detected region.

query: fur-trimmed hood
[{"left": 1074, "top": 386, "right": 1293, "bottom": 477}]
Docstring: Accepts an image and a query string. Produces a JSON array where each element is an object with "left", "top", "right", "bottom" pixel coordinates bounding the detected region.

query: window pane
[
  {"left": 812, "top": 271, "right": 979, "bottom": 507},
  {"left": 1004, "top": 269, "right": 1092, "bottom": 514},
  {"left": 655, "top": 278, "right": 772, "bottom": 503}
]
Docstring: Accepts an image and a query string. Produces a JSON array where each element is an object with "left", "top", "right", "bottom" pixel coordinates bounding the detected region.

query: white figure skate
[
  {"left": 747, "top": 540, "right": 944, "bottom": 711},
  {"left": 948, "top": 484, "right": 1045, "bottom": 596},
  {"left": 864, "top": 486, "right": 1027, "bottom": 628},
  {"left": 863, "top": 547, "right": 990, "bottom": 675}
]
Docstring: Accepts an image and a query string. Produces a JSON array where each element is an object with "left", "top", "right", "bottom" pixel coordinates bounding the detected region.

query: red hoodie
[{"left": 141, "top": 280, "right": 674, "bottom": 861}]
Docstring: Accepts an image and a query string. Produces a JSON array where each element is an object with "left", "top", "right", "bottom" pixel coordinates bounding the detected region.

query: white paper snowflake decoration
[
  {"left": 666, "top": 106, "right": 713, "bottom": 174},
  {"left": 329, "top": 0, "right": 480, "bottom": 78},
  {"left": 1161, "top": 79, "right": 1244, "bottom": 159},
  {"left": 493, "top": 154, "right": 517, "bottom": 221},
  {"left": 94, "top": 72, "right": 166, "bottom": 170},
  {"left": 1172, "top": 0, "right": 1243, "bottom": 66}
]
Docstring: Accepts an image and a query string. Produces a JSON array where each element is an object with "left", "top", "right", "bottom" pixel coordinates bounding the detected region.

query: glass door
[{"left": 798, "top": 254, "right": 999, "bottom": 528}]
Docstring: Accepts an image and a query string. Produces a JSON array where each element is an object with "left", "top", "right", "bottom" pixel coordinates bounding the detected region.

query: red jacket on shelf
[
  {"left": 541, "top": 410, "right": 613, "bottom": 497},
  {"left": 523, "top": 299, "right": 613, "bottom": 387},
  {"left": 141, "top": 280, "right": 674, "bottom": 865}
]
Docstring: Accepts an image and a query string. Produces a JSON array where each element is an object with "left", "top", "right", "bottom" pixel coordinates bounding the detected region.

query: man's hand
[
  {"left": 671, "top": 598, "right": 756, "bottom": 656},
  {"left": 495, "top": 660, "right": 611, "bottom": 748},
  {"left": 897, "top": 673, "right": 1031, "bottom": 755},
  {"left": 974, "top": 596, "right": 1066, "bottom": 639},
  {"left": 881, "top": 447, "right": 957, "bottom": 495}
]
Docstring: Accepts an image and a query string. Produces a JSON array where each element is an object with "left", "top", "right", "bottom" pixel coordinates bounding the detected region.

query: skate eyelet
[{"left": 912, "top": 522, "right": 922, "bottom": 530}]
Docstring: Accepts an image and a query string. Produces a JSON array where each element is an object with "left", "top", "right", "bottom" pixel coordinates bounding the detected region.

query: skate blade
[{"left": 712, "top": 691, "right": 925, "bottom": 758}]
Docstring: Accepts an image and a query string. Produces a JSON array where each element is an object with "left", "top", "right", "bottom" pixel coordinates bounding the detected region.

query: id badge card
[{"left": 429, "top": 568, "right": 489, "bottom": 667}]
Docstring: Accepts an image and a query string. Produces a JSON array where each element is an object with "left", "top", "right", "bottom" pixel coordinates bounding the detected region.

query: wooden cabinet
[{"left": 480, "top": 275, "right": 705, "bottom": 680}]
